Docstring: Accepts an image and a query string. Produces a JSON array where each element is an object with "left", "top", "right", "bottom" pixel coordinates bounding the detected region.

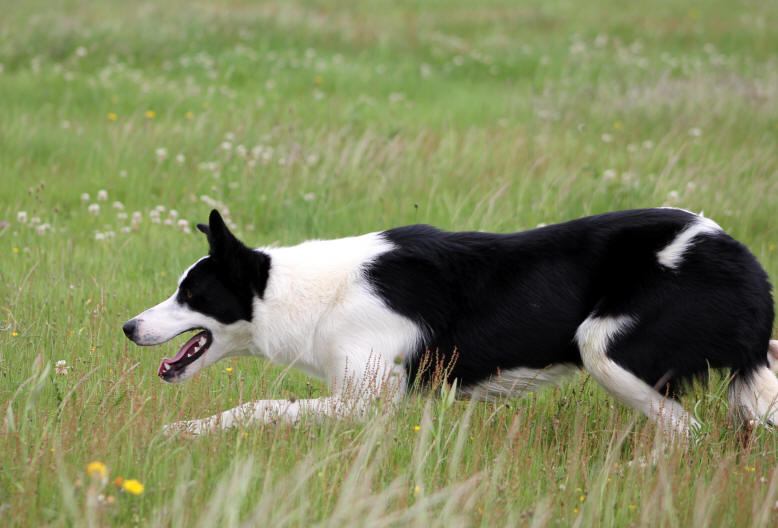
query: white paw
[{"left": 162, "top": 419, "right": 207, "bottom": 437}]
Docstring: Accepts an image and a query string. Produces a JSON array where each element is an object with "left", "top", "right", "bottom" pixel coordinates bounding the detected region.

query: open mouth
[{"left": 158, "top": 329, "right": 213, "bottom": 381}]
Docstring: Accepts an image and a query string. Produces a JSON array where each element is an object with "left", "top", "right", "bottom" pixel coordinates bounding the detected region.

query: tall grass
[{"left": 1, "top": 0, "right": 778, "bottom": 525}]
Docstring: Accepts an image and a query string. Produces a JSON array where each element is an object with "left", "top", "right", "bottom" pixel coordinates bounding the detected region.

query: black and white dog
[{"left": 123, "top": 209, "right": 778, "bottom": 436}]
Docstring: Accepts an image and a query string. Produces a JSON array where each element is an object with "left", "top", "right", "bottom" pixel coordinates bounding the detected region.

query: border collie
[{"left": 122, "top": 209, "right": 778, "bottom": 436}]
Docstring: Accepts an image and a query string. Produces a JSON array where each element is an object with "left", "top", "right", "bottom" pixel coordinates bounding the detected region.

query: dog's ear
[{"left": 201, "top": 209, "right": 241, "bottom": 257}]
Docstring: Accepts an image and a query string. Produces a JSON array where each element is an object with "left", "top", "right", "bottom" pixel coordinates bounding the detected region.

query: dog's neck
[{"left": 248, "top": 233, "right": 394, "bottom": 381}]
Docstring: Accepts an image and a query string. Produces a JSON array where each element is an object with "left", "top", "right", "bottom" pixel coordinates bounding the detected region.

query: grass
[{"left": 1, "top": 0, "right": 778, "bottom": 525}]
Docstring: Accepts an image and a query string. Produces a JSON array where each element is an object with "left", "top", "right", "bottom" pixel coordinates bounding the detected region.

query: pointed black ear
[
  {"left": 196, "top": 223, "right": 209, "bottom": 235},
  {"left": 203, "top": 209, "right": 241, "bottom": 257}
]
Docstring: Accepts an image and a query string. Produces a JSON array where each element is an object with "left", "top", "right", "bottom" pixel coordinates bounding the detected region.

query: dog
[{"left": 122, "top": 208, "right": 778, "bottom": 436}]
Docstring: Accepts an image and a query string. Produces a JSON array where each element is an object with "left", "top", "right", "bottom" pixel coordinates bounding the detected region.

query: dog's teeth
[
  {"left": 187, "top": 353, "right": 192, "bottom": 358},
  {"left": 193, "top": 345, "right": 200, "bottom": 352},
  {"left": 198, "top": 337, "right": 206, "bottom": 346},
  {"left": 164, "top": 364, "right": 170, "bottom": 371}
]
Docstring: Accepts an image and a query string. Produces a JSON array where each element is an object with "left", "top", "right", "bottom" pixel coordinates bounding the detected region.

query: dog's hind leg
[
  {"left": 576, "top": 314, "right": 697, "bottom": 437},
  {"left": 728, "top": 341, "right": 778, "bottom": 428}
]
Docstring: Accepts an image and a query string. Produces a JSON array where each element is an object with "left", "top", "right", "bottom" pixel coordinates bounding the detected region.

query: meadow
[{"left": 1, "top": 0, "right": 778, "bottom": 525}]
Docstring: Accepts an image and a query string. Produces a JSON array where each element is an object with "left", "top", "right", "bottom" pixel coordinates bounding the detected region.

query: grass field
[{"left": 2, "top": 0, "right": 778, "bottom": 525}]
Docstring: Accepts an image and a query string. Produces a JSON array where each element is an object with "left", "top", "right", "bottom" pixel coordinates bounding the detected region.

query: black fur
[
  {"left": 178, "top": 210, "right": 271, "bottom": 324},
  {"left": 365, "top": 209, "right": 774, "bottom": 393}
]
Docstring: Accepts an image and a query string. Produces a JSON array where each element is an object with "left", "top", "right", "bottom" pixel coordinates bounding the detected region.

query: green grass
[{"left": 2, "top": 0, "right": 778, "bottom": 525}]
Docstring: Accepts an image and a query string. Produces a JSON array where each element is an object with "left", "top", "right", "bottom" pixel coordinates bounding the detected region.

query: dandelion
[
  {"left": 573, "top": 508, "right": 579, "bottom": 514},
  {"left": 56, "top": 360, "right": 69, "bottom": 375},
  {"left": 107, "top": 112, "right": 117, "bottom": 121},
  {"left": 97, "top": 190, "right": 108, "bottom": 201},
  {"left": 413, "top": 425, "right": 420, "bottom": 432},
  {"left": 629, "top": 504, "right": 637, "bottom": 510},
  {"left": 11, "top": 331, "right": 18, "bottom": 336},
  {"left": 17, "top": 211, "right": 28, "bottom": 223},
  {"left": 413, "top": 485, "right": 421, "bottom": 494},
  {"left": 88, "top": 203, "right": 100, "bottom": 215},
  {"left": 122, "top": 479, "right": 144, "bottom": 495},
  {"left": 185, "top": 111, "right": 193, "bottom": 119},
  {"left": 145, "top": 110, "right": 156, "bottom": 119},
  {"left": 86, "top": 461, "right": 108, "bottom": 480},
  {"left": 314, "top": 75, "right": 323, "bottom": 85},
  {"left": 156, "top": 148, "right": 168, "bottom": 162},
  {"left": 12, "top": 248, "right": 19, "bottom": 254},
  {"left": 225, "top": 367, "right": 233, "bottom": 372}
]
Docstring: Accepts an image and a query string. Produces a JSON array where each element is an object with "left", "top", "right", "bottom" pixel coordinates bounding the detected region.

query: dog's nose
[{"left": 122, "top": 319, "right": 137, "bottom": 340}]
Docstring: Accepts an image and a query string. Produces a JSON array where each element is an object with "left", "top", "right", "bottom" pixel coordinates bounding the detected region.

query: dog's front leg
[{"left": 163, "top": 396, "right": 363, "bottom": 436}]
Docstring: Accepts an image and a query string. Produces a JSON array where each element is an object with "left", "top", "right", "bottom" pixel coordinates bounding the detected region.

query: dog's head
[{"left": 122, "top": 209, "right": 270, "bottom": 383}]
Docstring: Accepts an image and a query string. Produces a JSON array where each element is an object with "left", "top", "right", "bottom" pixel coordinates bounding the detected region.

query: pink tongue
[{"left": 165, "top": 331, "right": 207, "bottom": 363}]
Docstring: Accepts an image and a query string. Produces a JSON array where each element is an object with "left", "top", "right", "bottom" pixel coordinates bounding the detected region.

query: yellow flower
[
  {"left": 573, "top": 508, "right": 579, "bottom": 514},
  {"left": 413, "top": 425, "right": 420, "bottom": 432},
  {"left": 613, "top": 121, "right": 623, "bottom": 130},
  {"left": 145, "top": 110, "right": 156, "bottom": 119},
  {"left": 87, "top": 461, "right": 108, "bottom": 480},
  {"left": 107, "top": 112, "right": 117, "bottom": 121},
  {"left": 12, "top": 247, "right": 19, "bottom": 253},
  {"left": 580, "top": 495, "right": 585, "bottom": 503},
  {"left": 413, "top": 485, "right": 421, "bottom": 494},
  {"left": 111, "top": 95, "right": 119, "bottom": 103},
  {"left": 629, "top": 504, "right": 637, "bottom": 510},
  {"left": 123, "top": 479, "right": 144, "bottom": 495},
  {"left": 769, "top": 244, "right": 775, "bottom": 251},
  {"left": 113, "top": 477, "right": 124, "bottom": 487},
  {"left": 11, "top": 332, "right": 18, "bottom": 337},
  {"left": 314, "top": 75, "right": 323, "bottom": 85},
  {"left": 225, "top": 367, "right": 233, "bottom": 372},
  {"left": 185, "top": 111, "right": 194, "bottom": 119}
]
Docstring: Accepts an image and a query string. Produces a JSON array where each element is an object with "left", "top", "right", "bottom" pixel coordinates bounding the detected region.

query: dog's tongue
[{"left": 158, "top": 330, "right": 208, "bottom": 376}]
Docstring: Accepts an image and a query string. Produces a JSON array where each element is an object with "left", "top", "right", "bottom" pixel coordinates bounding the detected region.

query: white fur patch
[
  {"left": 656, "top": 215, "right": 721, "bottom": 269},
  {"left": 576, "top": 314, "right": 695, "bottom": 435},
  {"left": 461, "top": 364, "right": 579, "bottom": 401},
  {"left": 251, "top": 232, "right": 421, "bottom": 395}
]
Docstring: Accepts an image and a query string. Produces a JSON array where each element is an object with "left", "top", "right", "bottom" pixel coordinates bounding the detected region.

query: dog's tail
[{"left": 728, "top": 340, "right": 778, "bottom": 426}]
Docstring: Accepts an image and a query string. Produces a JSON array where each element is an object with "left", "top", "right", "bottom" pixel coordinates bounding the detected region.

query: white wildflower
[
  {"left": 80, "top": 193, "right": 90, "bottom": 202},
  {"left": 56, "top": 360, "right": 70, "bottom": 375},
  {"left": 30, "top": 216, "right": 41, "bottom": 225},
  {"left": 603, "top": 169, "right": 617, "bottom": 181},
  {"left": 601, "top": 133, "right": 613, "bottom": 143},
  {"left": 75, "top": 46, "right": 87, "bottom": 58},
  {"left": 94, "top": 232, "right": 106, "bottom": 240},
  {"left": 88, "top": 203, "right": 100, "bottom": 215},
  {"left": 17, "top": 211, "right": 27, "bottom": 223},
  {"left": 97, "top": 190, "right": 108, "bottom": 202},
  {"left": 303, "top": 192, "right": 316, "bottom": 202},
  {"left": 117, "top": 212, "right": 128, "bottom": 220},
  {"left": 156, "top": 148, "right": 168, "bottom": 162},
  {"left": 689, "top": 127, "right": 701, "bottom": 137},
  {"left": 112, "top": 201, "right": 124, "bottom": 210},
  {"left": 642, "top": 140, "right": 654, "bottom": 149},
  {"left": 175, "top": 153, "right": 185, "bottom": 164},
  {"left": 169, "top": 209, "right": 179, "bottom": 219}
]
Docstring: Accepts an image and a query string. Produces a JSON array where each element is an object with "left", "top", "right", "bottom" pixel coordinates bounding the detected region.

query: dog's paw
[{"left": 162, "top": 419, "right": 208, "bottom": 437}]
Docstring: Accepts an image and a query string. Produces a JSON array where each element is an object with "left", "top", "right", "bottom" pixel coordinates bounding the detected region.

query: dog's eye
[{"left": 186, "top": 290, "right": 193, "bottom": 300}]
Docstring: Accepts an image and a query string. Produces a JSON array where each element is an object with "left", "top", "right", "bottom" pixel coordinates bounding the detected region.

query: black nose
[{"left": 122, "top": 319, "right": 137, "bottom": 340}]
